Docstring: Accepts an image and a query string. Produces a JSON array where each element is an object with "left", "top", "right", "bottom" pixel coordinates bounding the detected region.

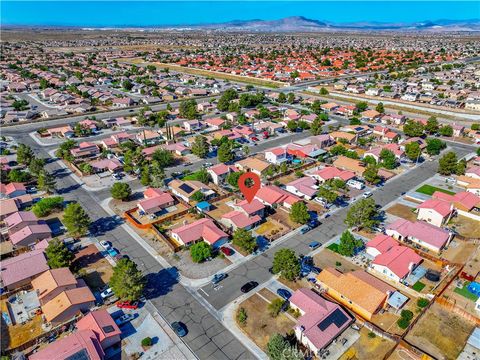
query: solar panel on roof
[
  {"left": 179, "top": 183, "right": 194, "bottom": 194},
  {"left": 65, "top": 349, "right": 90, "bottom": 360},
  {"left": 102, "top": 325, "right": 115, "bottom": 333},
  {"left": 317, "top": 309, "right": 349, "bottom": 331}
]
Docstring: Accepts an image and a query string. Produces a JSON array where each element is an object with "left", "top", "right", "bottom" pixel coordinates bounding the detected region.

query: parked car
[
  {"left": 276, "top": 288, "right": 292, "bottom": 300},
  {"left": 220, "top": 247, "right": 233, "bottom": 256},
  {"left": 115, "top": 313, "right": 134, "bottom": 326},
  {"left": 100, "top": 240, "right": 111, "bottom": 250},
  {"left": 212, "top": 273, "right": 227, "bottom": 285},
  {"left": 308, "top": 241, "right": 321, "bottom": 250},
  {"left": 240, "top": 281, "right": 258, "bottom": 293},
  {"left": 107, "top": 248, "right": 119, "bottom": 257},
  {"left": 100, "top": 287, "right": 114, "bottom": 299},
  {"left": 308, "top": 220, "right": 319, "bottom": 229},
  {"left": 362, "top": 191, "right": 373, "bottom": 199},
  {"left": 111, "top": 173, "right": 122, "bottom": 180},
  {"left": 116, "top": 300, "right": 139, "bottom": 309},
  {"left": 171, "top": 321, "right": 187, "bottom": 337},
  {"left": 300, "top": 226, "right": 311, "bottom": 234}
]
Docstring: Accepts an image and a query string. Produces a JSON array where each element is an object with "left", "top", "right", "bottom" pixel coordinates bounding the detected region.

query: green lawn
[
  {"left": 416, "top": 184, "right": 455, "bottom": 196},
  {"left": 182, "top": 170, "right": 206, "bottom": 181},
  {"left": 327, "top": 243, "right": 340, "bottom": 253},
  {"left": 454, "top": 282, "right": 479, "bottom": 301},
  {"left": 412, "top": 281, "right": 426, "bottom": 292}
]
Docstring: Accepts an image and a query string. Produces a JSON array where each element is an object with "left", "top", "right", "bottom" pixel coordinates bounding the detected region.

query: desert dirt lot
[
  {"left": 405, "top": 303, "right": 476, "bottom": 360},
  {"left": 236, "top": 293, "right": 295, "bottom": 351},
  {"left": 449, "top": 215, "right": 480, "bottom": 239},
  {"left": 386, "top": 203, "right": 417, "bottom": 222},
  {"left": 339, "top": 327, "right": 396, "bottom": 360}
]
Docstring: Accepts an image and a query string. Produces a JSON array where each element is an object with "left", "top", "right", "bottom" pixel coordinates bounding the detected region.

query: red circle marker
[{"left": 238, "top": 172, "right": 261, "bottom": 203}]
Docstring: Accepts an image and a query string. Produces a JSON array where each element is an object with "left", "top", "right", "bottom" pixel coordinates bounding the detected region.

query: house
[
  {"left": 136, "top": 130, "right": 162, "bottom": 145},
  {"left": 207, "top": 163, "right": 237, "bottom": 185},
  {"left": 333, "top": 156, "right": 366, "bottom": 176},
  {"left": 367, "top": 235, "right": 422, "bottom": 283},
  {"left": 360, "top": 110, "right": 381, "bottom": 121},
  {"left": 31, "top": 268, "right": 78, "bottom": 305},
  {"left": 466, "top": 166, "right": 480, "bottom": 180},
  {"left": 89, "top": 158, "right": 123, "bottom": 173},
  {"left": 137, "top": 188, "right": 175, "bottom": 215},
  {"left": 229, "top": 199, "right": 266, "bottom": 218},
  {"left": 169, "top": 179, "right": 215, "bottom": 203},
  {"left": 183, "top": 119, "right": 203, "bottom": 132},
  {"left": 0, "top": 194, "right": 32, "bottom": 219},
  {"left": 36, "top": 284, "right": 95, "bottom": 324},
  {"left": 316, "top": 268, "right": 395, "bottom": 320},
  {"left": 76, "top": 310, "right": 121, "bottom": 350},
  {"left": 5, "top": 211, "right": 39, "bottom": 233},
  {"left": 386, "top": 219, "right": 452, "bottom": 253},
  {"left": 70, "top": 142, "right": 100, "bottom": 159},
  {"left": 329, "top": 131, "right": 357, "bottom": 144},
  {"left": 457, "top": 176, "right": 480, "bottom": 196},
  {"left": 289, "top": 288, "right": 353, "bottom": 355},
  {"left": 162, "top": 142, "right": 190, "bottom": 156},
  {"left": 416, "top": 199, "right": 454, "bottom": 227},
  {"left": 171, "top": 218, "right": 228, "bottom": 248},
  {"left": 29, "top": 329, "right": 104, "bottom": 360},
  {"left": 0, "top": 250, "right": 49, "bottom": 291},
  {"left": 221, "top": 211, "right": 261, "bottom": 231},
  {"left": 112, "top": 97, "right": 134, "bottom": 108},
  {"left": 0, "top": 182, "right": 27, "bottom": 198},
  {"left": 255, "top": 185, "right": 301, "bottom": 209},
  {"left": 432, "top": 191, "right": 480, "bottom": 215},
  {"left": 236, "top": 158, "right": 272, "bottom": 177},
  {"left": 335, "top": 105, "right": 355, "bottom": 117},
  {"left": 101, "top": 132, "right": 134, "bottom": 148},
  {"left": 264, "top": 147, "right": 289, "bottom": 165},
  {"left": 308, "top": 134, "right": 335, "bottom": 149},
  {"left": 205, "top": 117, "right": 225, "bottom": 130},
  {"left": 9, "top": 223, "right": 51, "bottom": 248},
  {"left": 309, "top": 166, "right": 356, "bottom": 183},
  {"left": 285, "top": 177, "right": 318, "bottom": 200},
  {"left": 47, "top": 125, "right": 74, "bottom": 138}
]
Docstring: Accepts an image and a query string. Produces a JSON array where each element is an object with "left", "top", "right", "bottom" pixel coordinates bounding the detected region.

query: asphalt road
[
  {"left": 11, "top": 132, "right": 254, "bottom": 360},
  {"left": 197, "top": 144, "right": 472, "bottom": 311}
]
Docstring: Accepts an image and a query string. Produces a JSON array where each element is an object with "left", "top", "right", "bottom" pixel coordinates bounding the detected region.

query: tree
[
  {"left": 267, "top": 334, "right": 287, "bottom": 360},
  {"left": 226, "top": 171, "right": 243, "bottom": 188},
  {"left": 268, "top": 299, "right": 285, "bottom": 317},
  {"left": 45, "top": 238, "right": 74, "bottom": 269},
  {"left": 375, "top": 102, "right": 385, "bottom": 114},
  {"left": 363, "top": 155, "right": 377, "bottom": 166},
  {"left": 195, "top": 168, "right": 210, "bottom": 184},
  {"left": 191, "top": 135, "right": 209, "bottom": 158},
  {"left": 179, "top": 99, "right": 198, "bottom": 119},
  {"left": 32, "top": 196, "right": 64, "bottom": 217},
  {"left": 319, "top": 87, "right": 329, "bottom": 95},
  {"left": 363, "top": 165, "right": 381, "bottom": 184},
  {"left": 122, "top": 79, "right": 133, "bottom": 91},
  {"left": 232, "top": 228, "right": 256, "bottom": 254},
  {"left": 405, "top": 142, "right": 421, "bottom": 161},
  {"left": 272, "top": 248, "right": 300, "bottom": 281},
  {"left": 110, "top": 258, "right": 145, "bottom": 301},
  {"left": 439, "top": 125, "right": 453, "bottom": 137},
  {"left": 141, "top": 337, "right": 153, "bottom": 347},
  {"left": 403, "top": 120, "right": 424, "bottom": 137},
  {"left": 287, "top": 92, "right": 295, "bottom": 104},
  {"left": 152, "top": 148, "right": 174, "bottom": 168},
  {"left": 63, "top": 202, "right": 91, "bottom": 237},
  {"left": 425, "top": 116, "right": 439, "bottom": 134},
  {"left": 8, "top": 169, "right": 31, "bottom": 183},
  {"left": 438, "top": 151, "right": 458, "bottom": 175},
  {"left": 426, "top": 138, "right": 446, "bottom": 156},
  {"left": 28, "top": 157, "right": 46, "bottom": 177},
  {"left": 190, "top": 242, "right": 212, "bottom": 263},
  {"left": 140, "top": 166, "right": 151, "bottom": 186},
  {"left": 380, "top": 149, "right": 397, "bottom": 169},
  {"left": 310, "top": 117, "right": 323, "bottom": 135},
  {"left": 356, "top": 101, "right": 368, "bottom": 113},
  {"left": 289, "top": 202, "right": 310, "bottom": 224},
  {"left": 191, "top": 190, "right": 205, "bottom": 202},
  {"left": 345, "top": 198, "right": 379, "bottom": 230},
  {"left": 111, "top": 182, "right": 132, "bottom": 200},
  {"left": 317, "top": 187, "right": 338, "bottom": 204},
  {"left": 277, "top": 93, "right": 286, "bottom": 103},
  {"left": 350, "top": 117, "right": 361, "bottom": 125},
  {"left": 456, "top": 159, "right": 467, "bottom": 175},
  {"left": 16, "top": 144, "right": 34, "bottom": 165},
  {"left": 287, "top": 120, "right": 298, "bottom": 132},
  {"left": 217, "top": 141, "right": 234, "bottom": 163},
  {"left": 338, "top": 230, "right": 364, "bottom": 257},
  {"left": 37, "top": 170, "right": 56, "bottom": 194},
  {"left": 417, "top": 298, "right": 429, "bottom": 308}
]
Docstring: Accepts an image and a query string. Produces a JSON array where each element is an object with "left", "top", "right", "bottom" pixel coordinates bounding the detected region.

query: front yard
[
  {"left": 235, "top": 293, "right": 295, "bottom": 351},
  {"left": 313, "top": 248, "right": 365, "bottom": 273},
  {"left": 386, "top": 203, "right": 417, "bottom": 222},
  {"left": 416, "top": 184, "right": 455, "bottom": 196},
  {"left": 73, "top": 244, "right": 114, "bottom": 290}
]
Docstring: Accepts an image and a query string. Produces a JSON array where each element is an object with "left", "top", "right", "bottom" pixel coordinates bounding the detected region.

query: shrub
[
  {"left": 237, "top": 307, "right": 247, "bottom": 325},
  {"left": 368, "top": 332, "right": 376, "bottom": 338},
  {"left": 141, "top": 337, "right": 152, "bottom": 347},
  {"left": 417, "top": 298, "right": 429, "bottom": 308},
  {"left": 32, "top": 196, "right": 64, "bottom": 217},
  {"left": 397, "top": 317, "right": 410, "bottom": 329},
  {"left": 268, "top": 299, "right": 285, "bottom": 318},
  {"left": 400, "top": 310, "right": 414, "bottom": 321}
]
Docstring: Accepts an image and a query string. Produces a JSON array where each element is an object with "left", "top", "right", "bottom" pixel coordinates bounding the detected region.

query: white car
[
  {"left": 100, "top": 241, "right": 111, "bottom": 250},
  {"left": 100, "top": 287, "right": 113, "bottom": 299},
  {"left": 115, "top": 313, "right": 135, "bottom": 326},
  {"left": 362, "top": 191, "right": 373, "bottom": 199}
]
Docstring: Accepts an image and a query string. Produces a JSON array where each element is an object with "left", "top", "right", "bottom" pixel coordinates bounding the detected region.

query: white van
[{"left": 347, "top": 179, "right": 365, "bottom": 190}]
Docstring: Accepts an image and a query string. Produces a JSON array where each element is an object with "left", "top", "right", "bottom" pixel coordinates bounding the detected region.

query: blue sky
[{"left": 2, "top": 1, "right": 479, "bottom": 27}]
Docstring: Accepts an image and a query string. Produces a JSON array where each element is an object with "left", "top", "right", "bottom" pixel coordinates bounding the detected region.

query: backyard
[
  {"left": 405, "top": 303, "right": 475, "bottom": 360},
  {"left": 339, "top": 327, "right": 396, "bottom": 360}
]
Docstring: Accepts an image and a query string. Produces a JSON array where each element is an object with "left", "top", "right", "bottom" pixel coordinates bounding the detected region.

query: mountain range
[{"left": 191, "top": 16, "right": 480, "bottom": 32}]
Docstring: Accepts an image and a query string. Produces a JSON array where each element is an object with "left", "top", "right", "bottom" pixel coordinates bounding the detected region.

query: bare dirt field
[
  {"left": 339, "top": 327, "right": 396, "bottom": 360},
  {"left": 386, "top": 203, "right": 417, "bottom": 222}
]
